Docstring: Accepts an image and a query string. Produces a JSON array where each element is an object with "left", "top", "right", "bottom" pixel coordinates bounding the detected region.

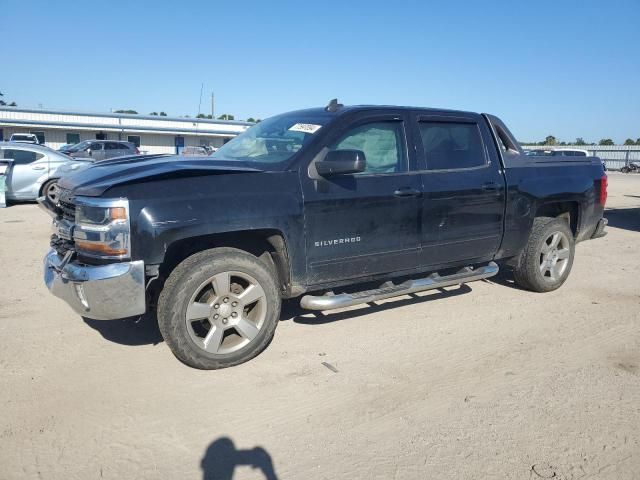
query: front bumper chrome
[{"left": 44, "top": 249, "right": 146, "bottom": 320}]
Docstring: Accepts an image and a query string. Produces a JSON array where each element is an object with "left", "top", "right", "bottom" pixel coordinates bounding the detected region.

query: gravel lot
[{"left": 0, "top": 173, "right": 638, "bottom": 480}]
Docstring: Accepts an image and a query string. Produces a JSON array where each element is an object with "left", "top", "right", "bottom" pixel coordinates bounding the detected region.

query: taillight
[
  {"left": 135, "top": 147, "right": 140, "bottom": 154},
  {"left": 599, "top": 174, "right": 607, "bottom": 207}
]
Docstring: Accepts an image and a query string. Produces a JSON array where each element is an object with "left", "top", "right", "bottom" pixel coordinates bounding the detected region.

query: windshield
[
  {"left": 67, "top": 140, "right": 92, "bottom": 152},
  {"left": 211, "top": 112, "right": 331, "bottom": 165}
]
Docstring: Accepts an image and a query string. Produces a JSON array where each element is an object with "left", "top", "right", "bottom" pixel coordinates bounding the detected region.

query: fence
[{"left": 521, "top": 145, "right": 640, "bottom": 170}]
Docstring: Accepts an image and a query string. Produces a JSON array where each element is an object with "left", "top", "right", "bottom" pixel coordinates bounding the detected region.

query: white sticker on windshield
[{"left": 289, "top": 123, "right": 322, "bottom": 134}]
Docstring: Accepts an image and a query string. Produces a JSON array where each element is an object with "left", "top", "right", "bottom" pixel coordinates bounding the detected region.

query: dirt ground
[{"left": 0, "top": 173, "right": 638, "bottom": 480}]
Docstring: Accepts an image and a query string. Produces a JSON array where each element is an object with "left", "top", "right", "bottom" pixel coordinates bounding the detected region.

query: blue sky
[{"left": 2, "top": 0, "right": 639, "bottom": 143}]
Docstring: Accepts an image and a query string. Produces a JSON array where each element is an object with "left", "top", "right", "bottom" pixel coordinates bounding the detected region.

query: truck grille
[{"left": 57, "top": 188, "right": 76, "bottom": 221}]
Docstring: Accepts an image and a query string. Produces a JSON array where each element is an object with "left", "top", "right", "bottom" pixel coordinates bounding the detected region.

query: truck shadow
[
  {"left": 82, "top": 286, "right": 473, "bottom": 345},
  {"left": 83, "top": 312, "right": 164, "bottom": 346},
  {"left": 285, "top": 284, "right": 472, "bottom": 325},
  {"left": 604, "top": 207, "right": 640, "bottom": 232}
]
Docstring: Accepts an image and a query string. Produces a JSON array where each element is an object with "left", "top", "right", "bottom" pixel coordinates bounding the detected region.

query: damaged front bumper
[{"left": 43, "top": 249, "right": 146, "bottom": 320}]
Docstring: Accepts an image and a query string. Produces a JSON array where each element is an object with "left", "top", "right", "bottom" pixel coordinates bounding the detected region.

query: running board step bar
[{"left": 300, "top": 262, "right": 499, "bottom": 311}]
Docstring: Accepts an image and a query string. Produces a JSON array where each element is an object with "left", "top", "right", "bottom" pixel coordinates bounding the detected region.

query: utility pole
[{"left": 211, "top": 92, "right": 215, "bottom": 119}]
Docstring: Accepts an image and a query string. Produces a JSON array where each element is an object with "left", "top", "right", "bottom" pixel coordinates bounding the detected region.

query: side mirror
[
  {"left": 86, "top": 148, "right": 92, "bottom": 156},
  {"left": 316, "top": 150, "right": 366, "bottom": 177}
]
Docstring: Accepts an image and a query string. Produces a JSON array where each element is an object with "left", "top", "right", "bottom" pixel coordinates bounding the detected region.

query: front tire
[
  {"left": 157, "top": 248, "right": 281, "bottom": 369},
  {"left": 513, "top": 217, "right": 575, "bottom": 293}
]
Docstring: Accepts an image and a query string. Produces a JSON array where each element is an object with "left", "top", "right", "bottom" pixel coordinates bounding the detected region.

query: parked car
[
  {"left": 41, "top": 102, "right": 608, "bottom": 370},
  {"left": 181, "top": 146, "right": 211, "bottom": 156},
  {"left": 9, "top": 133, "right": 40, "bottom": 144},
  {"left": 0, "top": 142, "right": 89, "bottom": 205},
  {"left": 66, "top": 140, "right": 139, "bottom": 160}
]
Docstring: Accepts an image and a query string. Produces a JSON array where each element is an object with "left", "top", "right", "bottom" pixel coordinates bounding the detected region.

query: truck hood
[{"left": 57, "top": 155, "right": 264, "bottom": 196}]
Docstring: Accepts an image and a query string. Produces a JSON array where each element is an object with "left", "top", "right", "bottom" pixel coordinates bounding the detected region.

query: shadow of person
[{"left": 201, "top": 437, "right": 278, "bottom": 480}]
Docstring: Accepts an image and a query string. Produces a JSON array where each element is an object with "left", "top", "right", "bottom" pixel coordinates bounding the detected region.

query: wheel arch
[
  {"left": 159, "top": 229, "right": 292, "bottom": 295},
  {"left": 534, "top": 201, "right": 580, "bottom": 237}
]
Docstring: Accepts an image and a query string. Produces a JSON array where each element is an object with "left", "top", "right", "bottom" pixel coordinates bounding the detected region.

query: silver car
[
  {"left": 0, "top": 142, "right": 89, "bottom": 205},
  {"left": 66, "top": 140, "right": 139, "bottom": 160}
]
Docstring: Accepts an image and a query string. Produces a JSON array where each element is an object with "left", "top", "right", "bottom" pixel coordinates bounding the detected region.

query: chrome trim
[
  {"left": 44, "top": 249, "right": 146, "bottom": 320},
  {"left": 300, "top": 262, "right": 499, "bottom": 311}
]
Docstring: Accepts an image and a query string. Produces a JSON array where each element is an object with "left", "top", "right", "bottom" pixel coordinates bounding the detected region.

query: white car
[
  {"left": 0, "top": 142, "right": 89, "bottom": 205},
  {"left": 9, "top": 133, "right": 40, "bottom": 144}
]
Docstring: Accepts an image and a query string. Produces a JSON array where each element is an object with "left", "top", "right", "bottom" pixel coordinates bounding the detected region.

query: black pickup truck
[{"left": 41, "top": 101, "right": 608, "bottom": 369}]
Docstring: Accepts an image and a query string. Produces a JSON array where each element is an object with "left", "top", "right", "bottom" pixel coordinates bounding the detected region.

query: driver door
[{"left": 300, "top": 111, "right": 423, "bottom": 286}]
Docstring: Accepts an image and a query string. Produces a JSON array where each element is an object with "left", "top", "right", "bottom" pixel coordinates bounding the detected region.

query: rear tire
[
  {"left": 513, "top": 217, "right": 575, "bottom": 293},
  {"left": 157, "top": 247, "right": 281, "bottom": 369},
  {"left": 41, "top": 179, "right": 60, "bottom": 207}
]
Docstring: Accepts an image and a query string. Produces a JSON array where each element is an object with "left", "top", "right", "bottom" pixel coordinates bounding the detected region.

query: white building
[{"left": 0, "top": 106, "right": 252, "bottom": 154}]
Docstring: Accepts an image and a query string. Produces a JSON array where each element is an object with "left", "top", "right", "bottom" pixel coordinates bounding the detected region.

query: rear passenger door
[
  {"left": 2, "top": 148, "right": 44, "bottom": 198},
  {"left": 104, "top": 142, "right": 123, "bottom": 159},
  {"left": 412, "top": 112, "right": 506, "bottom": 267}
]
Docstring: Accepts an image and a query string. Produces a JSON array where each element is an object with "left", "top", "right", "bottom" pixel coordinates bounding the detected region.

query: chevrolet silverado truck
[{"left": 40, "top": 101, "right": 608, "bottom": 369}]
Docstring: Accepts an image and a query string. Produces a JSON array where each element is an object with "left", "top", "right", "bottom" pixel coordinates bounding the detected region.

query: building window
[
  {"left": 31, "top": 131, "right": 46, "bottom": 145},
  {"left": 127, "top": 135, "right": 141, "bottom": 148},
  {"left": 96, "top": 132, "right": 107, "bottom": 140},
  {"left": 66, "top": 133, "right": 80, "bottom": 145}
]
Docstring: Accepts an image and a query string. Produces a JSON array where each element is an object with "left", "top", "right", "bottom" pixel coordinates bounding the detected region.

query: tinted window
[
  {"left": 573, "top": 151, "right": 586, "bottom": 156},
  {"left": 419, "top": 122, "right": 485, "bottom": 170},
  {"left": 127, "top": 136, "right": 141, "bottom": 148},
  {"left": 331, "top": 121, "right": 406, "bottom": 174},
  {"left": 118, "top": 143, "right": 133, "bottom": 150},
  {"left": 105, "top": 142, "right": 121, "bottom": 150},
  {"left": 2, "top": 149, "right": 42, "bottom": 164},
  {"left": 90, "top": 143, "right": 103, "bottom": 150}
]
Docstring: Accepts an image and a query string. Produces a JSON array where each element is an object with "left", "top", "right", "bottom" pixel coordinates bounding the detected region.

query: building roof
[
  {"left": 0, "top": 106, "right": 254, "bottom": 126},
  {"left": 0, "top": 106, "right": 252, "bottom": 137}
]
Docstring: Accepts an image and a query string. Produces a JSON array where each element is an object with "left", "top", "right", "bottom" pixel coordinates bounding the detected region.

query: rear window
[
  {"left": 419, "top": 122, "right": 486, "bottom": 170},
  {"left": 2, "top": 149, "right": 44, "bottom": 164}
]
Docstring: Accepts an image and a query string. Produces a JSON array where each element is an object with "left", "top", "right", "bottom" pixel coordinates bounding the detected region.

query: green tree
[
  {"left": 217, "top": 114, "right": 235, "bottom": 120},
  {"left": 114, "top": 109, "right": 138, "bottom": 114},
  {"left": 636, "top": 138, "right": 640, "bottom": 145},
  {"left": 599, "top": 138, "right": 614, "bottom": 146},
  {"left": 575, "top": 137, "right": 586, "bottom": 145},
  {"left": 624, "top": 138, "right": 635, "bottom": 145},
  {"left": 160, "top": 112, "right": 167, "bottom": 116},
  {"left": 246, "top": 117, "right": 256, "bottom": 122},
  {"left": 150, "top": 112, "right": 158, "bottom": 115},
  {"left": 544, "top": 135, "right": 557, "bottom": 146},
  {"left": 196, "top": 113, "right": 207, "bottom": 119},
  {"left": 0, "top": 90, "right": 16, "bottom": 107}
]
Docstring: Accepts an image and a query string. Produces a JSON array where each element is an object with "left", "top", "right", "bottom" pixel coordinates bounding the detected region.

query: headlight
[{"left": 73, "top": 197, "right": 131, "bottom": 259}]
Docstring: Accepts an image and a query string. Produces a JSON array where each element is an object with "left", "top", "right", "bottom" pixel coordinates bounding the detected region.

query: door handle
[
  {"left": 32, "top": 165, "right": 46, "bottom": 170},
  {"left": 481, "top": 182, "right": 500, "bottom": 193},
  {"left": 394, "top": 187, "right": 422, "bottom": 198}
]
